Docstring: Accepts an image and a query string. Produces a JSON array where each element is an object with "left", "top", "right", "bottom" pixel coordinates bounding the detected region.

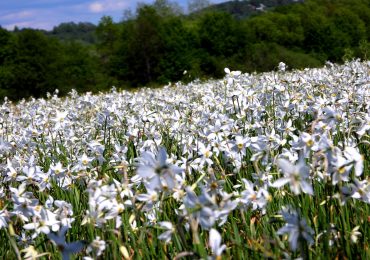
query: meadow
[{"left": 0, "top": 60, "right": 369, "bottom": 259}]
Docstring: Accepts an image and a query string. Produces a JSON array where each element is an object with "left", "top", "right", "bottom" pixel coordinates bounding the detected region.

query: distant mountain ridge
[
  {"left": 46, "top": 22, "right": 97, "bottom": 44},
  {"left": 9, "top": 0, "right": 305, "bottom": 44},
  {"left": 10, "top": 21, "right": 97, "bottom": 44},
  {"left": 197, "top": 0, "right": 305, "bottom": 19}
]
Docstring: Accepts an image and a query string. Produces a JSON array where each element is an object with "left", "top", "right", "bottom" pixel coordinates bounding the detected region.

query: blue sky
[{"left": 0, "top": 0, "right": 226, "bottom": 31}]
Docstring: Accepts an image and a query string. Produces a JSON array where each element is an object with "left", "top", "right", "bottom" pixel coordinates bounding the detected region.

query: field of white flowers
[{"left": 0, "top": 60, "right": 369, "bottom": 259}]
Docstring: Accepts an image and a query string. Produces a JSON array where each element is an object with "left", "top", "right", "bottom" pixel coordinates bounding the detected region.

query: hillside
[
  {"left": 194, "top": 0, "right": 305, "bottom": 19},
  {"left": 10, "top": 22, "right": 97, "bottom": 45},
  {"left": 46, "top": 22, "right": 97, "bottom": 44},
  {"left": 0, "top": 0, "right": 369, "bottom": 101},
  {"left": 12, "top": 1, "right": 305, "bottom": 44}
]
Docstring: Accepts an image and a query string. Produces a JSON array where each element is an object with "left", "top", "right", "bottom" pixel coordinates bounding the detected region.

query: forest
[{"left": 0, "top": 0, "right": 369, "bottom": 101}]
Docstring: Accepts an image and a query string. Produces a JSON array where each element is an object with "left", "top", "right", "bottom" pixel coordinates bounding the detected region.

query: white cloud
[
  {"left": 2, "top": 10, "right": 35, "bottom": 21},
  {"left": 88, "top": 0, "right": 130, "bottom": 13},
  {"left": 0, "top": 2, "right": 99, "bottom": 30},
  {"left": 1, "top": 7, "right": 82, "bottom": 30},
  {"left": 89, "top": 2, "right": 105, "bottom": 13}
]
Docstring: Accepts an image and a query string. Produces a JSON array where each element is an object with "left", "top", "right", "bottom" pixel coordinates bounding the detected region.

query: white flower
[
  {"left": 277, "top": 207, "right": 314, "bottom": 251},
  {"left": 47, "top": 226, "right": 85, "bottom": 260},
  {"left": 183, "top": 187, "right": 216, "bottom": 229},
  {"left": 240, "top": 179, "right": 269, "bottom": 211},
  {"left": 343, "top": 146, "right": 364, "bottom": 176},
  {"left": 0, "top": 209, "right": 8, "bottom": 229},
  {"left": 209, "top": 228, "right": 226, "bottom": 258},
  {"left": 21, "top": 245, "right": 50, "bottom": 260},
  {"left": 278, "top": 62, "right": 286, "bottom": 72},
  {"left": 157, "top": 221, "right": 175, "bottom": 243},
  {"left": 86, "top": 236, "right": 106, "bottom": 257},
  {"left": 23, "top": 208, "right": 60, "bottom": 235},
  {"left": 272, "top": 158, "right": 313, "bottom": 195},
  {"left": 136, "top": 147, "right": 183, "bottom": 192},
  {"left": 50, "top": 162, "right": 65, "bottom": 176},
  {"left": 350, "top": 226, "right": 361, "bottom": 243},
  {"left": 195, "top": 142, "right": 214, "bottom": 166}
]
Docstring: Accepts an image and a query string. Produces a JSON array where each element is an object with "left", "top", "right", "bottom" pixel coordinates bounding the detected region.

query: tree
[
  {"left": 12, "top": 30, "right": 62, "bottom": 98},
  {"left": 153, "top": 0, "right": 183, "bottom": 17},
  {"left": 115, "top": 6, "right": 164, "bottom": 86},
  {"left": 57, "top": 41, "right": 106, "bottom": 95},
  {"left": 157, "top": 16, "right": 194, "bottom": 83},
  {"left": 50, "top": 22, "right": 97, "bottom": 44},
  {"left": 245, "top": 15, "right": 279, "bottom": 43},
  {"left": 195, "top": 12, "right": 247, "bottom": 77},
  {"left": 331, "top": 8, "right": 366, "bottom": 47},
  {"left": 198, "top": 12, "right": 243, "bottom": 57},
  {"left": 0, "top": 27, "right": 16, "bottom": 100},
  {"left": 96, "top": 16, "right": 120, "bottom": 66},
  {"left": 0, "top": 27, "right": 13, "bottom": 65},
  {"left": 188, "top": 0, "right": 210, "bottom": 13}
]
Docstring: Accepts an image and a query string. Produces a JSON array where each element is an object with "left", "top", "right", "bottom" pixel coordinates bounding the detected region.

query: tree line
[{"left": 0, "top": 0, "right": 369, "bottom": 101}]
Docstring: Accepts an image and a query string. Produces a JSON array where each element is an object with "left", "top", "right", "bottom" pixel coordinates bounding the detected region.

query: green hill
[
  {"left": 1, "top": 0, "right": 369, "bottom": 101},
  {"left": 193, "top": 0, "right": 305, "bottom": 19},
  {"left": 46, "top": 22, "right": 97, "bottom": 44}
]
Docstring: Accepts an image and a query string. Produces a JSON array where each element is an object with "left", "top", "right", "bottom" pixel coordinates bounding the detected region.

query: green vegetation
[
  {"left": 195, "top": 0, "right": 304, "bottom": 19},
  {"left": 47, "top": 22, "right": 97, "bottom": 44},
  {"left": 0, "top": 0, "right": 369, "bottom": 100}
]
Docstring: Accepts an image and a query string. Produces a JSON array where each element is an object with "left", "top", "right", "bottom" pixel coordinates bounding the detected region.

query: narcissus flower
[
  {"left": 209, "top": 228, "right": 226, "bottom": 259},
  {"left": 272, "top": 158, "right": 313, "bottom": 195},
  {"left": 277, "top": 207, "right": 314, "bottom": 251}
]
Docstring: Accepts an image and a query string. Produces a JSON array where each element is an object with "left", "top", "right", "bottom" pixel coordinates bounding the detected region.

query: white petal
[
  {"left": 158, "top": 147, "right": 167, "bottom": 167},
  {"left": 301, "top": 180, "right": 314, "bottom": 195},
  {"left": 158, "top": 221, "right": 173, "bottom": 230},
  {"left": 277, "top": 159, "right": 294, "bottom": 175},
  {"left": 271, "top": 178, "right": 290, "bottom": 188},
  {"left": 137, "top": 165, "right": 154, "bottom": 178},
  {"left": 354, "top": 161, "right": 364, "bottom": 176},
  {"left": 209, "top": 228, "right": 221, "bottom": 255},
  {"left": 289, "top": 230, "right": 299, "bottom": 251}
]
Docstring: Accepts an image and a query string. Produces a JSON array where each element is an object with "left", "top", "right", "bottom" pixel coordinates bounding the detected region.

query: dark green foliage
[
  {"left": 157, "top": 17, "right": 194, "bottom": 83},
  {"left": 111, "top": 6, "right": 194, "bottom": 86},
  {"left": 198, "top": 12, "right": 242, "bottom": 57},
  {"left": 0, "top": 0, "right": 369, "bottom": 101},
  {"left": 245, "top": 42, "right": 322, "bottom": 72},
  {"left": 0, "top": 27, "right": 106, "bottom": 100},
  {"left": 116, "top": 6, "right": 164, "bottom": 86},
  {"left": 48, "top": 22, "right": 97, "bottom": 44},
  {"left": 0, "top": 27, "right": 16, "bottom": 99},
  {"left": 2, "top": 29, "right": 60, "bottom": 99},
  {"left": 57, "top": 41, "right": 108, "bottom": 95},
  {"left": 0, "top": 27, "right": 13, "bottom": 64}
]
